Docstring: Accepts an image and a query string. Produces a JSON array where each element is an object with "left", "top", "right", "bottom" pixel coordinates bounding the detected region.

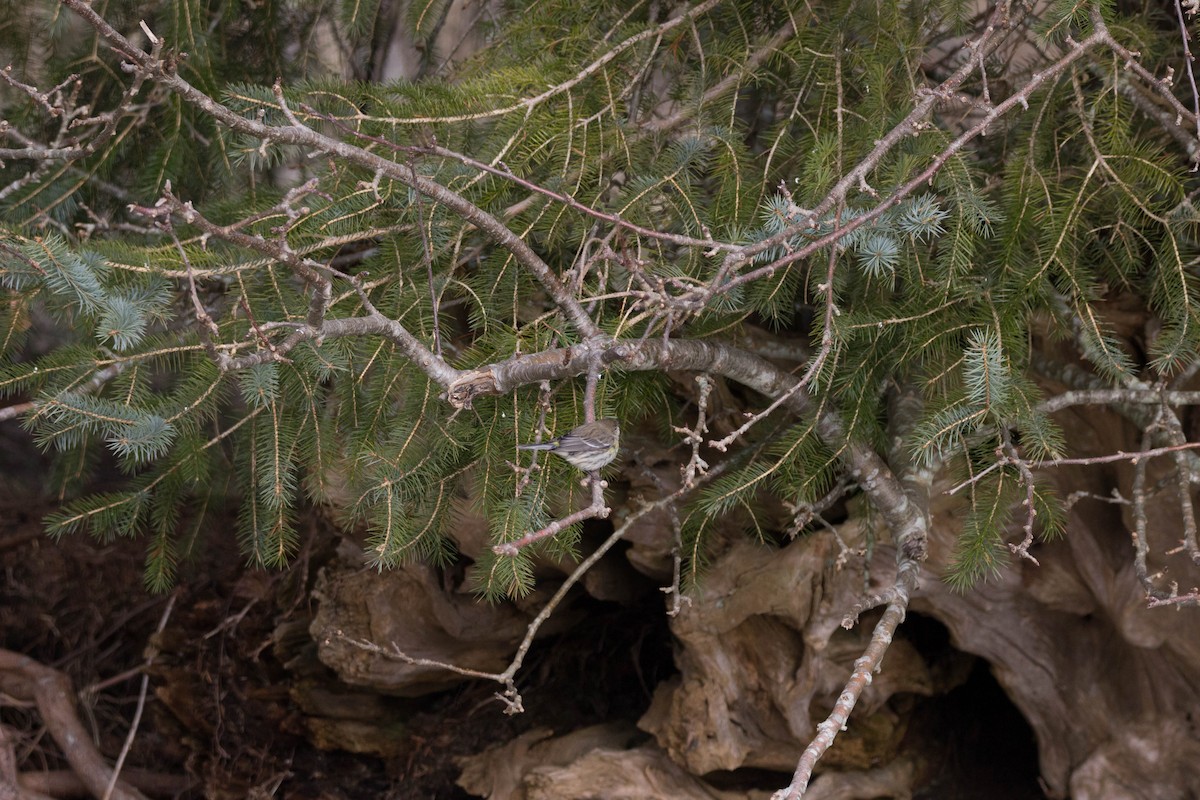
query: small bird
[{"left": 517, "top": 418, "right": 620, "bottom": 472}]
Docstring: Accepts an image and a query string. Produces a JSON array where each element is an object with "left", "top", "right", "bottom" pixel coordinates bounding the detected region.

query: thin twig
[
  {"left": 674, "top": 374, "right": 713, "bottom": 487},
  {"left": 338, "top": 465, "right": 723, "bottom": 713},
  {"left": 709, "top": 236, "right": 840, "bottom": 452},
  {"left": 101, "top": 592, "right": 178, "bottom": 800},
  {"left": 410, "top": 157, "right": 443, "bottom": 357},
  {"left": 1173, "top": 0, "right": 1200, "bottom": 147},
  {"left": 492, "top": 477, "right": 609, "bottom": 555}
]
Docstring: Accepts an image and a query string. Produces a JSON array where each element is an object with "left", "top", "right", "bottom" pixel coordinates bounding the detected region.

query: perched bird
[{"left": 517, "top": 418, "right": 620, "bottom": 472}]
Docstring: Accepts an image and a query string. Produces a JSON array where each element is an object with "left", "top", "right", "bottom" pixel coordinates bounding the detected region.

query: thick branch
[
  {"left": 773, "top": 599, "right": 910, "bottom": 800},
  {"left": 449, "top": 337, "right": 928, "bottom": 557}
]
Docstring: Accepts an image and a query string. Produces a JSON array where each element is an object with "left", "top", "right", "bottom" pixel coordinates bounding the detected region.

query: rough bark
[{"left": 300, "top": 396, "right": 1200, "bottom": 799}]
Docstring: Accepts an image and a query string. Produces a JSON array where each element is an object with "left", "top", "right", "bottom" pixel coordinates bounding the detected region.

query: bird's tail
[{"left": 517, "top": 442, "right": 557, "bottom": 451}]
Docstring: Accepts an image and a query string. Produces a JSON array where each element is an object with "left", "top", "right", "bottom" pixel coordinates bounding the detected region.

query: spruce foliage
[{"left": 1, "top": 0, "right": 1197, "bottom": 593}]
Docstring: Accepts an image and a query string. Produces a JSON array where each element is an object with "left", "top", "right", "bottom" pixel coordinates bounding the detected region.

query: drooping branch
[
  {"left": 449, "top": 337, "right": 931, "bottom": 795},
  {"left": 770, "top": 385, "right": 934, "bottom": 800}
]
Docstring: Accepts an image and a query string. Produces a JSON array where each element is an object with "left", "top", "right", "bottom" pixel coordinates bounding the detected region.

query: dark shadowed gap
[{"left": 905, "top": 611, "right": 1043, "bottom": 800}]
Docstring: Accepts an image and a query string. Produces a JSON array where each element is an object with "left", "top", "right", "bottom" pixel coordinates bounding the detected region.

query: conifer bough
[{"left": 4, "top": 1, "right": 1200, "bottom": 797}]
